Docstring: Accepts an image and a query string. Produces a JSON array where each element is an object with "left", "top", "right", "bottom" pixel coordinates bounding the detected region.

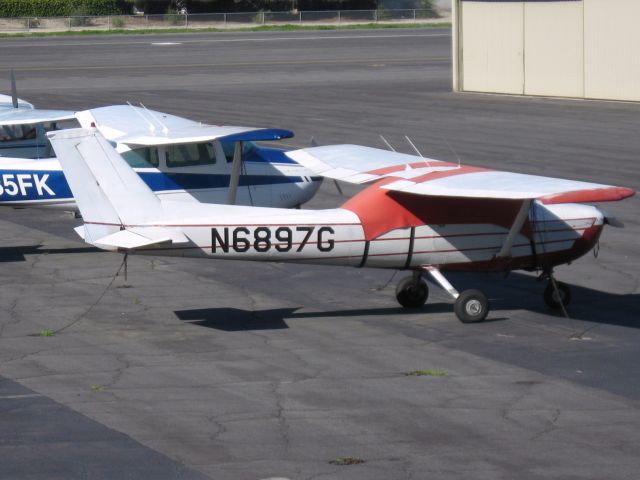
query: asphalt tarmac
[{"left": 0, "top": 29, "right": 639, "bottom": 479}]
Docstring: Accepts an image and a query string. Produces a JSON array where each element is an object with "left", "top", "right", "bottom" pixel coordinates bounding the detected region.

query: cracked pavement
[{"left": 0, "top": 29, "right": 639, "bottom": 479}]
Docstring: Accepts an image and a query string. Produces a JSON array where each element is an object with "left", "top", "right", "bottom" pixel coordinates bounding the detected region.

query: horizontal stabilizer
[
  {"left": 93, "top": 228, "right": 188, "bottom": 250},
  {"left": 74, "top": 225, "right": 85, "bottom": 240}
]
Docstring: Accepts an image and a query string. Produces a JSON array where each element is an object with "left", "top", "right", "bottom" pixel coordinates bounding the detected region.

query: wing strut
[
  {"left": 10, "top": 70, "right": 18, "bottom": 108},
  {"left": 227, "top": 141, "right": 243, "bottom": 205},
  {"left": 496, "top": 199, "right": 532, "bottom": 258}
]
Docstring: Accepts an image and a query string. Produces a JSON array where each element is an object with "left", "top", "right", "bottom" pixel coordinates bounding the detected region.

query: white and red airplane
[{"left": 49, "top": 128, "right": 635, "bottom": 323}]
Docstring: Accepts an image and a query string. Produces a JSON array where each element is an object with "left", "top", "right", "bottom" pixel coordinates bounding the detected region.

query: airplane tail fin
[{"left": 47, "top": 128, "right": 181, "bottom": 249}]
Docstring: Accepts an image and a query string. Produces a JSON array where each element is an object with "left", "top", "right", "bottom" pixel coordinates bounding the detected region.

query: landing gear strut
[
  {"left": 395, "top": 267, "right": 490, "bottom": 323},
  {"left": 395, "top": 270, "right": 429, "bottom": 308}
]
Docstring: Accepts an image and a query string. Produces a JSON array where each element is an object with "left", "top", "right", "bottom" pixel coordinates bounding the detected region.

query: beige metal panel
[
  {"left": 452, "top": 0, "right": 460, "bottom": 92},
  {"left": 524, "top": 2, "right": 584, "bottom": 98},
  {"left": 461, "top": 1, "right": 524, "bottom": 94},
  {"left": 584, "top": 0, "right": 640, "bottom": 101}
]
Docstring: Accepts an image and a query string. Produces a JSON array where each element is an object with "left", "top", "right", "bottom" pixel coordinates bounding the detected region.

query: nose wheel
[{"left": 544, "top": 280, "right": 571, "bottom": 309}]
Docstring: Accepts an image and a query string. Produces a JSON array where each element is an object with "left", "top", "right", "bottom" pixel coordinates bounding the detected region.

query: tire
[
  {"left": 454, "top": 289, "right": 489, "bottom": 323},
  {"left": 395, "top": 276, "right": 429, "bottom": 308},
  {"left": 544, "top": 281, "right": 571, "bottom": 309}
]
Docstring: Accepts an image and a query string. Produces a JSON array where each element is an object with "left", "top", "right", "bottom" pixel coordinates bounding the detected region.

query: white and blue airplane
[{"left": 0, "top": 100, "right": 322, "bottom": 210}]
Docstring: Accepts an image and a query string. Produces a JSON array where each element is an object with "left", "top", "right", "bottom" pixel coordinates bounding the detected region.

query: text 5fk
[{"left": 0, "top": 174, "right": 55, "bottom": 197}]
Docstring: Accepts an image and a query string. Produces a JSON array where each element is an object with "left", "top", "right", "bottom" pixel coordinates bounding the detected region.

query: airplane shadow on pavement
[
  {"left": 174, "top": 306, "right": 451, "bottom": 332},
  {"left": 176, "top": 271, "right": 640, "bottom": 331},
  {"left": 0, "top": 244, "right": 101, "bottom": 262}
]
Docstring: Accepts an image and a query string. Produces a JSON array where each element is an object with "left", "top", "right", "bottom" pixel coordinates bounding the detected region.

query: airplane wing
[
  {"left": 0, "top": 108, "right": 76, "bottom": 126},
  {"left": 76, "top": 105, "right": 293, "bottom": 145},
  {"left": 114, "top": 126, "right": 293, "bottom": 146},
  {"left": 286, "top": 145, "right": 635, "bottom": 204}
]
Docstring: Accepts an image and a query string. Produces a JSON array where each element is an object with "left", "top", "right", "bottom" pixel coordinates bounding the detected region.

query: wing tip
[{"left": 540, "top": 187, "right": 636, "bottom": 204}]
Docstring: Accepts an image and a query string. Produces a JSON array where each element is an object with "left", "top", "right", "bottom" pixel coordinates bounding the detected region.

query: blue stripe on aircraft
[
  {"left": 138, "top": 172, "right": 306, "bottom": 191},
  {"left": 0, "top": 169, "right": 318, "bottom": 202},
  {"left": 221, "top": 128, "right": 294, "bottom": 143}
]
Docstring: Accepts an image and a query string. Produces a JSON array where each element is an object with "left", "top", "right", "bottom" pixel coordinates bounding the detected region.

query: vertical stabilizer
[{"left": 47, "top": 128, "right": 163, "bottom": 243}]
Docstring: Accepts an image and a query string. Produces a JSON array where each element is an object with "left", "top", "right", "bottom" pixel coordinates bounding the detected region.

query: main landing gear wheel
[
  {"left": 544, "top": 281, "right": 571, "bottom": 309},
  {"left": 454, "top": 289, "right": 489, "bottom": 324},
  {"left": 396, "top": 276, "right": 429, "bottom": 308}
]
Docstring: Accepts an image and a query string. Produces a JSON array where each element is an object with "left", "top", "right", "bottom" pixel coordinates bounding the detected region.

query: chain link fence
[{"left": 0, "top": 9, "right": 444, "bottom": 33}]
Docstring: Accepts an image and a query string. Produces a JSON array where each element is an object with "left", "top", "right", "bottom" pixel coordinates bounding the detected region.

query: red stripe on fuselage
[{"left": 342, "top": 179, "right": 526, "bottom": 240}]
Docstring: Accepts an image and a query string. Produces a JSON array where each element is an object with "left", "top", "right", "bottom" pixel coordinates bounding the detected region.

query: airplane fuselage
[
  {"left": 116, "top": 186, "right": 605, "bottom": 274},
  {"left": 0, "top": 147, "right": 322, "bottom": 210}
]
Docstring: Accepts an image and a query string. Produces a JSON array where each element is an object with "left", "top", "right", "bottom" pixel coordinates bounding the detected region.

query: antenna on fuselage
[
  {"left": 140, "top": 102, "right": 169, "bottom": 136},
  {"left": 438, "top": 133, "right": 462, "bottom": 169},
  {"left": 405, "top": 135, "right": 432, "bottom": 171},
  {"left": 379, "top": 134, "right": 396, "bottom": 152},
  {"left": 10, "top": 69, "right": 18, "bottom": 108},
  {"left": 127, "top": 101, "right": 156, "bottom": 134}
]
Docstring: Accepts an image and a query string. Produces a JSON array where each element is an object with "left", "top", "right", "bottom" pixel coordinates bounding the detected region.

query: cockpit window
[
  {"left": 166, "top": 142, "right": 215, "bottom": 167},
  {"left": 44, "top": 119, "right": 80, "bottom": 132},
  {"left": 220, "top": 140, "right": 257, "bottom": 163},
  {"left": 121, "top": 147, "right": 159, "bottom": 168},
  {"left": 0, "top": 125, "right": 37, "bottom": 142}
]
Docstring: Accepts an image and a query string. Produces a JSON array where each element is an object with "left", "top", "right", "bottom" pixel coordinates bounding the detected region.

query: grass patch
[
  {"left": 90, "top": 384, "right": 104, "bottom": 392},
  {"left": 0, "top": 22, "right": 451, "bottom": 38},
  {"left": 404, "top": 369, "right": 448, "bottom": 377},
  {"left": 38, "top": 329, "right": 55, "bottom": 337},
  {"left": 330, "top": 456, "right": 365, "bottom": 466}
]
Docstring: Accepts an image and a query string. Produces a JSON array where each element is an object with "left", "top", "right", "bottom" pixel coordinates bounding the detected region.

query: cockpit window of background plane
[
  {"left": 166, "top": 142, "right": 216, "bottom": 168},
  {"left": 121, "top": 147, "right": 160, "bottom": 168}
]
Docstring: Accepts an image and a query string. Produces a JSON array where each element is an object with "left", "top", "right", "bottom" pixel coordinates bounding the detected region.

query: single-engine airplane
[
  {"left": 0, "top": 71, "right": 76, "bottom": 159},
  {"left": 0, "top": 104, "right": 321, "bottom": 210},
  {"left": 49, "top": 128, "right": 635, "bottom": 323}
]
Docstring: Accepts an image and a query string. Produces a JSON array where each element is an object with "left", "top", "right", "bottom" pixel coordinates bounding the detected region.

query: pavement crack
[
  {"left": 530, "top": 409, "right": 561, "bottom": 441},
  {"left": 207, "top": 415, "right": 227, "bottom": 442},
  {"left": 272, "top": 381, "right": 291, "bottom": 457},
  {"left": 105, "top": 354, "right": 131, "bottom": 389},
  {"left": 0, "top": 297, "right": 19, "bottom": 338}
]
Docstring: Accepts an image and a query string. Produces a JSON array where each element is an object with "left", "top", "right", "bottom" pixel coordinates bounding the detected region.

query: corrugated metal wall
[{"left": 455, "top": 0, "right": 640, "bottom": 101}]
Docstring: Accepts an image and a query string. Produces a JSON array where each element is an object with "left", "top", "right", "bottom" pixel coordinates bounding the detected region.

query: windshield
[
  {"left": 121, "top": 146, "right": 159, "bottom": 168},
  {"left": 220, "top": 140, "right": 257, "bottom": 162}
]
